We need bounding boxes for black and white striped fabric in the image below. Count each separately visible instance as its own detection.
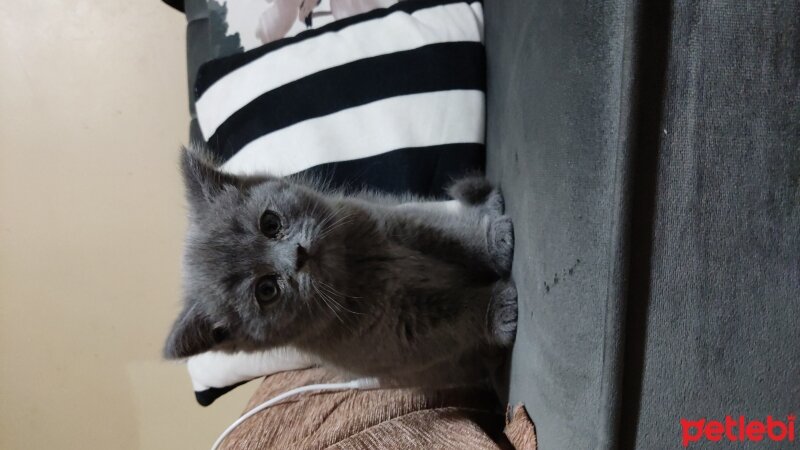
[194,0,486,197]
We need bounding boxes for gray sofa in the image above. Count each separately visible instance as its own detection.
[166,1,800,448]
[487,2,799,448]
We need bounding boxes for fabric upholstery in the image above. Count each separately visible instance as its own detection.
[505,405,539,450]
[217,368,509,450]
[621,3,800,448]
[485,1,630,447]
[193,0,486,188]
[486,1,799,449]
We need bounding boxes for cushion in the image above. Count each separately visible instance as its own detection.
[214,367,509,449]
[195,0,486,194]
[187,347,316,406]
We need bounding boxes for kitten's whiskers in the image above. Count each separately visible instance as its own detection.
[311,279,346,325]
[318,280,363,300]
[317,213,354,240]
[317,281,362,315]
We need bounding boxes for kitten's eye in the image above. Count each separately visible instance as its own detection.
[259,210,281,238]
[254,276,280,306]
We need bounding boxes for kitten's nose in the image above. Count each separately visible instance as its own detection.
[295,244,309,271]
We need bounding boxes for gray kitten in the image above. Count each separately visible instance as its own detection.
[164,149,517,386]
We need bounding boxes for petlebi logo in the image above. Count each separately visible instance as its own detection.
[681,415,796,447]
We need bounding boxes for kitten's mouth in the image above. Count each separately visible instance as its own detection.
[304,249,340,283]
[300,243,327,275]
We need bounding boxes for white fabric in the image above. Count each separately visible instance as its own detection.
[220,90,485,176]
[187,347,317,391]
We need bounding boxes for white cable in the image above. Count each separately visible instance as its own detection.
[210,378,380,450]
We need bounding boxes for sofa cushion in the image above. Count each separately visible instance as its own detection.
[485,1,631,448]
[486,1,800,449]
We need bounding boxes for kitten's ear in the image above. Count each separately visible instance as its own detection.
[180,147,241,207]
[163,303,229,359]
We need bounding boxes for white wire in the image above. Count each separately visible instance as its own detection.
[210,378,380,450]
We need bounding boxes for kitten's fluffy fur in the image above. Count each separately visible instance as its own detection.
[164,148,517,386]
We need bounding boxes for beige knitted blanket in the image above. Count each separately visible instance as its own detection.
[218,368,536,450]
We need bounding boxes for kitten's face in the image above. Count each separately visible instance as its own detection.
[164,151,348,359]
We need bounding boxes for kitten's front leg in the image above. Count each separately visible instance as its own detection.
[448,176,514,276]
[486,215,514,277]
[486,279,518,347]
[389,176,514,277]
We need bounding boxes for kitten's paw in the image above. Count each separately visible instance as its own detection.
[448,176,504,215]
[487,215,514,277]
[487,280,518,347]
[482,188,505,217]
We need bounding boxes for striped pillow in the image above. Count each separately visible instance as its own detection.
[194,0,486,197]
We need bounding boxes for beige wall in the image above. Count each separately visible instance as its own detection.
[0,1,257,449]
